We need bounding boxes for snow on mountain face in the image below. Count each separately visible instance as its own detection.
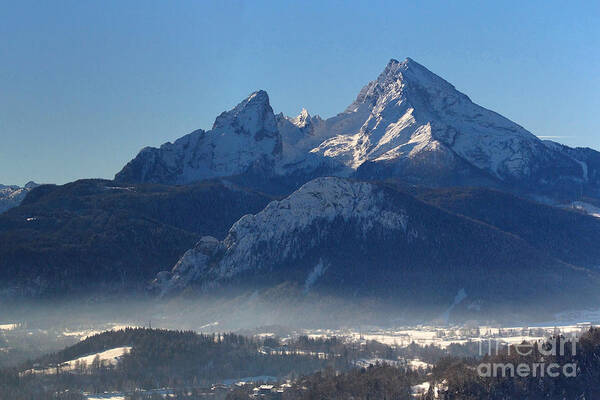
[0,181,39,214]
[311,58,577,182]
[155,177,409,293]
[274,109,351,176]
[115,90,282,184]
[117,58,593,196]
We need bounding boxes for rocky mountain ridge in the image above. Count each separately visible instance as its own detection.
[115,58,598,202]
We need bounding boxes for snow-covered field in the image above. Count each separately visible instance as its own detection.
[301,322,592,350]
[23,346,131,375]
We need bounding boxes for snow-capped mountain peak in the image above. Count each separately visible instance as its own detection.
[346,57,457,113]
[311,57,582,185]
[115,90,282,184]
[292,108,312,128]
[117,57,597,199]
[212,90,278,140]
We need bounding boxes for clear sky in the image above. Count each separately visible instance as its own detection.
[1,0,598,185]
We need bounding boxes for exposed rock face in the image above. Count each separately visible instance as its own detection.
[159,177,409,293]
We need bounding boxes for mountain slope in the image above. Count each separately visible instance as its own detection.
[413,186,600,269]
[154,177,600,316]
[0,179,274,297]
[543,140,600,199]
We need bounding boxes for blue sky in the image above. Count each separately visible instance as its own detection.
[1,0,598,185]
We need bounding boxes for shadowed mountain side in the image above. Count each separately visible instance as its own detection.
[413,186,600,269]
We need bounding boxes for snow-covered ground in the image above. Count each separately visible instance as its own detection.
[23,346,131,375]
[301,322,592,350]
[67,346,131,368]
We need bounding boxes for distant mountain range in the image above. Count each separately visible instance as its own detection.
[2,58,600,322]
[0,182,39,214]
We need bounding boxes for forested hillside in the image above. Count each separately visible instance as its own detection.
[0,180,274,296]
